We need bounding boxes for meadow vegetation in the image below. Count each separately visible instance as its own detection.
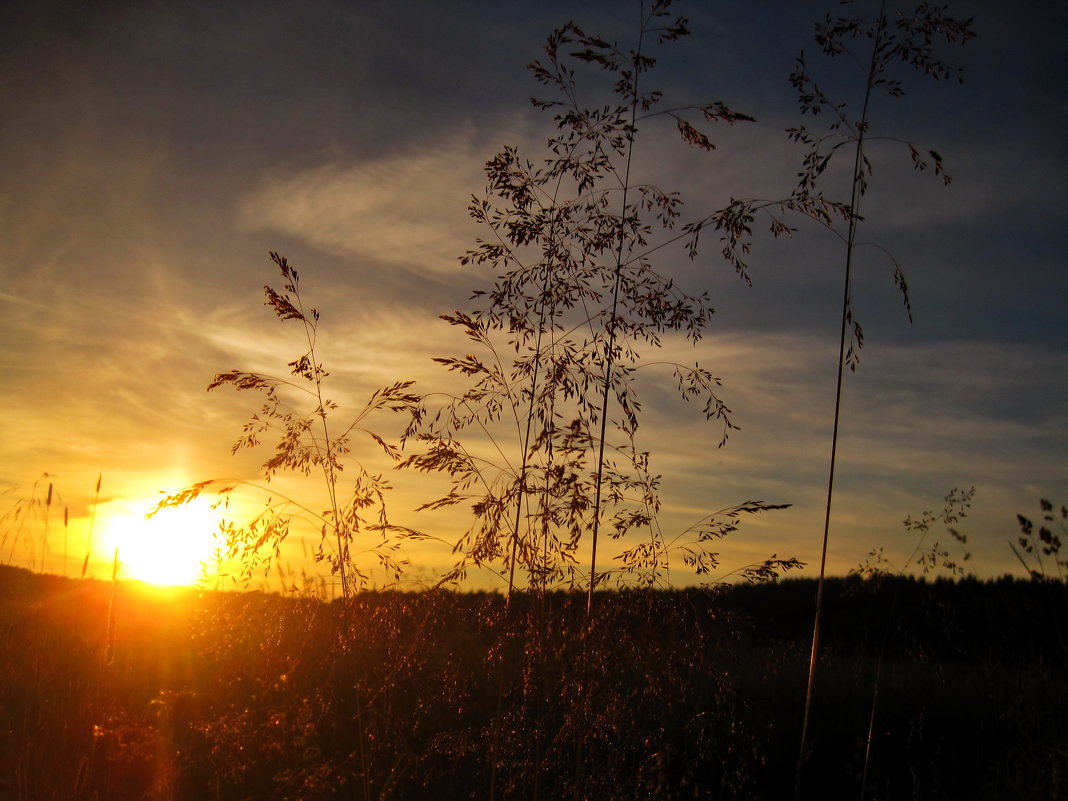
[1,566,1065,800]
[5,1,1065,799]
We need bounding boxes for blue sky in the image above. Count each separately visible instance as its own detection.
[1,0,1065,589]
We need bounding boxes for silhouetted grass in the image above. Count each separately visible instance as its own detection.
[2,566,1064,800]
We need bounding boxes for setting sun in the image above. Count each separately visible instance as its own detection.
[101,498,223,586]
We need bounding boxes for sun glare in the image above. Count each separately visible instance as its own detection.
[102,498,223,586]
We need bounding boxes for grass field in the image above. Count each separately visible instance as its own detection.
[1,565,1064,800]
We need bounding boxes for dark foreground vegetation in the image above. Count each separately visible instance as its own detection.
[2,565,1065,801]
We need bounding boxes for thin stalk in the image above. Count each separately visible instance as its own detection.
[494,323,544,801]
[40,482,53,573]
[497,228,565,801]
[507,223,560,603]
[287,268,371,801]
[505,405,536,600]
[105,547,119,667]
[537,383,559,596]
[587,3,644,617]
[291,281,350,601]
[795,6,885,798]
[81,473,102,579]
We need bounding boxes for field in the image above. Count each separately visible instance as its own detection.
[2,565,1064,800]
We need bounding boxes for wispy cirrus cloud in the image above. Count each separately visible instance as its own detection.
[235,132,501,275]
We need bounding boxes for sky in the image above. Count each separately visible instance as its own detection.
[1,0,1066,591]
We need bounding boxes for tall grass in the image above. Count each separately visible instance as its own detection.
[403,0,805,605]
[395,8,807,792]
[783,4,975,794]
[1,472,103,580]
[154,255,425,597]
[1,474,56,572]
